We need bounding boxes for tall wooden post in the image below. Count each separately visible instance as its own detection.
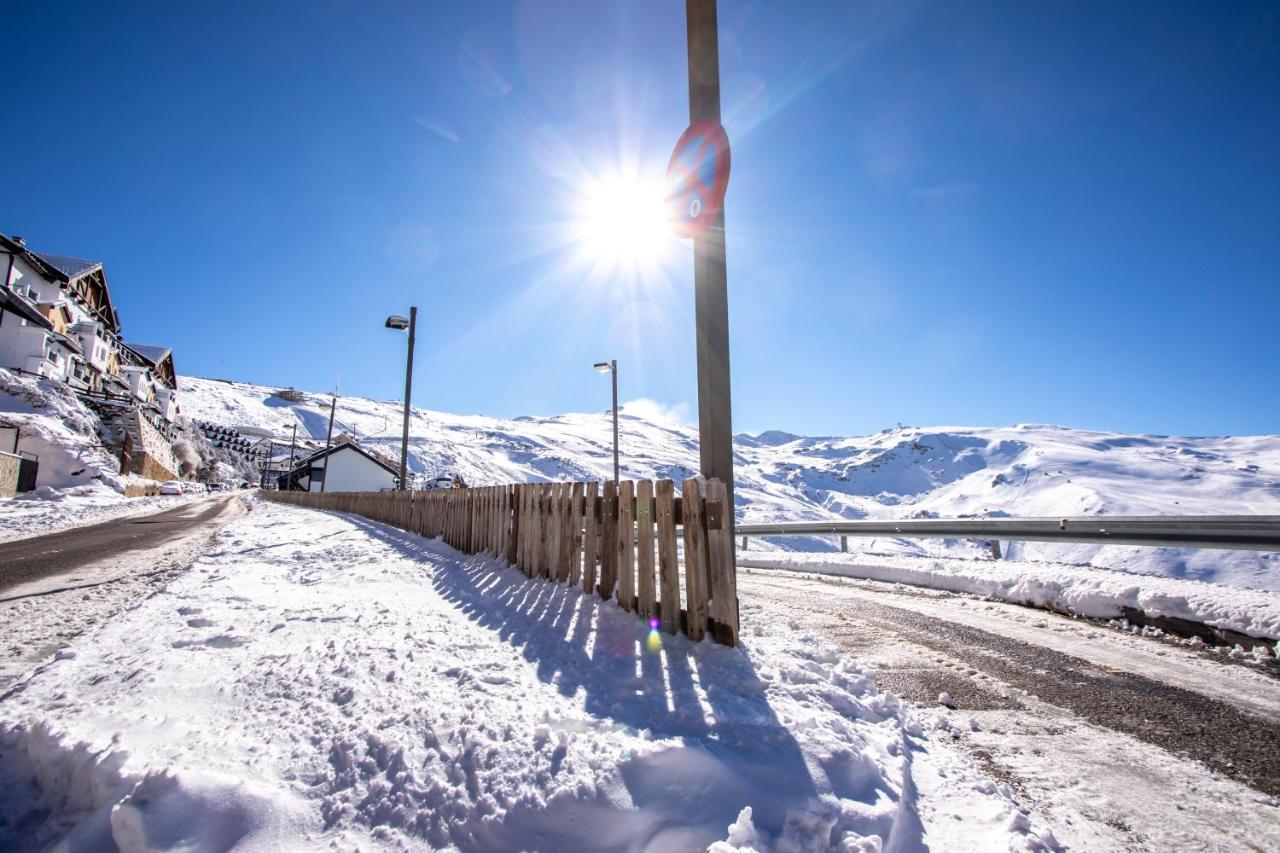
[399,306,417,490]
[686,0,737,637]
[320,393,337,493]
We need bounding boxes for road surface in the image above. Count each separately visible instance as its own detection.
[0,495,245,687]
[0,495,239,594]
[738,565,1280,851]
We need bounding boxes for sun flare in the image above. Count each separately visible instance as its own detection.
[574,175,672,275]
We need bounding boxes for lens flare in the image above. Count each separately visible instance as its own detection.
[646,616,662,652]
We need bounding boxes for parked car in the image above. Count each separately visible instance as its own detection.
[423,476,455,491]
[159,480,185,495]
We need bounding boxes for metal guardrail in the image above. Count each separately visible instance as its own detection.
[736,515,1280,553]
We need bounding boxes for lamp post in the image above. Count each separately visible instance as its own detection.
[385,308,416,491]
[593,359,619,485]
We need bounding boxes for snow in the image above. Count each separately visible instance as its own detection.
[0,367,205,542]
[741,551,1280,642]
[0,368,128,491]
[176,375,1280,591]
[0,497,1054,851]
[0,480,195,544]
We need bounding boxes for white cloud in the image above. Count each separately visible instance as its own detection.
[619,398,692,427]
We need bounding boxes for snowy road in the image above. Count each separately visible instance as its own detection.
[0,495,237,593]
[738,567,1280,850]
[0,495,245,687]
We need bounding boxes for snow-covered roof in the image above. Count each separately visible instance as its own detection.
[31,252,103,281]
[125,344,171,366]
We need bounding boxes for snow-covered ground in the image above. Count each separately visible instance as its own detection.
[0,369,134,495]
[741,552,1280,644]
[178,375,1280,591]
[0,497,1057,851]
[0,482,195,544]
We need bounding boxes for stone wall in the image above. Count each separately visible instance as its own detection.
[0,452,19,498]
[124,410,179,482]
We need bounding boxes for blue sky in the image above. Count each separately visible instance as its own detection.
[3,1,1278,437]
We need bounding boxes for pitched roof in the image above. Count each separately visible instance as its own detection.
[125,344,171,366]
[289,441,401,478]
[31,252,103,281]
[0,235,120,334]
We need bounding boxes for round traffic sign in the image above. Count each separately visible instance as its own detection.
[665,118,731,238]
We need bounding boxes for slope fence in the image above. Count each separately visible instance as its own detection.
[263,478,740,645]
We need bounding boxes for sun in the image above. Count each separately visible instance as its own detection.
[573,174,673,276]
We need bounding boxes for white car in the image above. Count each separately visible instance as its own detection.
[159,480,185,495]
[423,477,455,491]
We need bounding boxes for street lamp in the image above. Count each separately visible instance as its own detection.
[593,359,619,485]
[385,308,416,490]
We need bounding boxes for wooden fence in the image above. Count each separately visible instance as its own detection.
[264,478,739,645]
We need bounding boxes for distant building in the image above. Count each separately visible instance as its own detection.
[277,441,399,493]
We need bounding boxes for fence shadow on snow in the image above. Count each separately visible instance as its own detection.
[329,510,825,846]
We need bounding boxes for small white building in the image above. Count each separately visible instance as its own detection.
[279,441,400,493]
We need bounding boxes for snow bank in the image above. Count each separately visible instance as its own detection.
[0,368,124,491]
[742,552,1280,642]
[0,480,194,543]
[0,498,1053,850]
[177,375,1280,591]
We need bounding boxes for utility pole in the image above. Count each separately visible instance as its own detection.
[685,0,735,515]
[287,423,297,492]
[686,0,737,642]
[610,359,619,486]
[320,392,337,493]
[399,306,417,491]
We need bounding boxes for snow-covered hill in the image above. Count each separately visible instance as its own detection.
[178,375,1280,591]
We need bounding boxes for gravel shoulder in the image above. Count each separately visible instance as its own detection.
[739,567,1280,850]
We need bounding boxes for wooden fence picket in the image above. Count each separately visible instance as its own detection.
[704,478,738,646]
[582,481,598,595]
[680,478,708,641]
[616,480,635,612]
[568,482,584,587]
[654,479,680,634]
[635,479,656,620]
[599,480,618,599]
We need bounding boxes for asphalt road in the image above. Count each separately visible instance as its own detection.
[738,567,1280,800]
[0,496,239,595]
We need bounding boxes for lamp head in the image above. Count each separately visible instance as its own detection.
[593,362,612,374]
[385,315,410,330]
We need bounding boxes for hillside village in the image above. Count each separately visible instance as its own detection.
[0,231,415,497]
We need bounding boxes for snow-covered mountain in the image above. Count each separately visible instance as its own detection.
[178,375,1280,591]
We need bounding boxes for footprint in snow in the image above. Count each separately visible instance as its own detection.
[171,635,248,650]
[187,618,216,628]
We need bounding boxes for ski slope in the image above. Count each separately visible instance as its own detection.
[178,375,1280,591]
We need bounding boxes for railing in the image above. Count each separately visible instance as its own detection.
[737,515,1280,555]
[264,478,740,645]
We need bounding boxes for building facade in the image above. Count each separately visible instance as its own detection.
[278,442,400,493]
